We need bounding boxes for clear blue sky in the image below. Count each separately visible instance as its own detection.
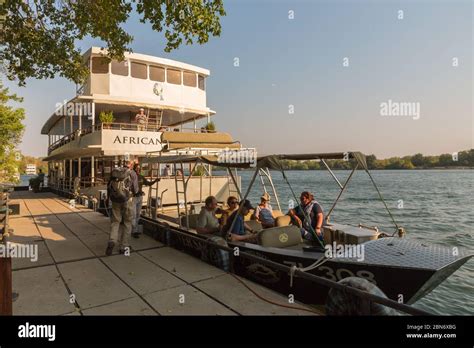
[5,0,473,158]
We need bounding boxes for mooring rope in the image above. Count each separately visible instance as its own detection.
[229,273,324,315]
[289,256,328,287]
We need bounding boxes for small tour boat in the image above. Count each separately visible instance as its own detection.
[140,151,473,306]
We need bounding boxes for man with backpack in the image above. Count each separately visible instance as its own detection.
[105,160,139,256]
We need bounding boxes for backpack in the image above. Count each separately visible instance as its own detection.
[108,167,131,203]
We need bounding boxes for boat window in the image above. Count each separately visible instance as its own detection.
[198,75,205,90]
[167,68,182,85]
[149,65,165,82]
[111,60,129,76]
[131,61,147,79]
[91,57,109,74]
[183,71,197,87]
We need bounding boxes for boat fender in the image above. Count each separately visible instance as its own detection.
[325,277,400,316]
[398,227,406,238]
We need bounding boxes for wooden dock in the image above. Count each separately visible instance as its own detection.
[6,191,317,316]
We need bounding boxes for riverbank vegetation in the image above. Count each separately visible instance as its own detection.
[279,150,474,170]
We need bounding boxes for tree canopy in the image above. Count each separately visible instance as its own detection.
[0,81,25,182]
[0,0,226,86]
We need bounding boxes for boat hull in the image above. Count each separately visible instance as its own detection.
[141,217,471,307]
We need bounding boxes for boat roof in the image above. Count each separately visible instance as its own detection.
[143,151,368,170]
[85,47,210,76]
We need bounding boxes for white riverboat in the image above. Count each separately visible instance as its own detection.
[42,47,254,208]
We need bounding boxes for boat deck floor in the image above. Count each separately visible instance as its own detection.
[6,191,318,316]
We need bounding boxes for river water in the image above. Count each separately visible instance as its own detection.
[239,169,474,315]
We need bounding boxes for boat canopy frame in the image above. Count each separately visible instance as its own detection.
[142,151,401,242]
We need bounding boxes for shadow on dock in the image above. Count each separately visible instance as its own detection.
[7,191,318,316]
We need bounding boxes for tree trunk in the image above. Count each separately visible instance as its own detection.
[0,256,13,315]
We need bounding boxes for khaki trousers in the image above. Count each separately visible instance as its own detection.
[109,198,133,249]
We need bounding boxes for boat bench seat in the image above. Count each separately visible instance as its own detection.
[245,212,290,229]
[178,213,294,239]
[275,215,291,227]
[257,225,302,248]
[180,213,263,231]
[246,220,263,232]
[180,214,201,229]
[272,210,284,218]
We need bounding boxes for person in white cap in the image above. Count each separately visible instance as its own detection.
[135,108,148,131]
[254,192,275,228]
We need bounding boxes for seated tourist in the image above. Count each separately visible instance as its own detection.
[288,191,325,242]
[219,196,239,227]
[254,192,275,228]
[196,196,221,235]
[194,196,231,273]
[220,196,256,231]
[224,200,258,242]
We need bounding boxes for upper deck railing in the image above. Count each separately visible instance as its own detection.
[48,123,217,154]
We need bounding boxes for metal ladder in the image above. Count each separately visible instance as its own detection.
[227,168,241,200]
[146,109,163,129]
[258,167,282,211]
[146,179,160,218]
[157,109,163,128]
[173,162,189,228]
[145,162,161,217]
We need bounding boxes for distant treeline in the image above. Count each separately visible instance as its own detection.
[19,156,48,174]
[280,149,474,170]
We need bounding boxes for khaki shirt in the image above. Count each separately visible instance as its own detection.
[197,207,220,230]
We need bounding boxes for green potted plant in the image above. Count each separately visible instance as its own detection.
[192,165,206,176]
[29,177,41,193]
[99,111,115,129]
[205,121,216,133]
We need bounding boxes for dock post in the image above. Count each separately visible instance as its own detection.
[0,256,13,315]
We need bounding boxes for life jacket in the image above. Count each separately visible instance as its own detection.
[302,200,321,232]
